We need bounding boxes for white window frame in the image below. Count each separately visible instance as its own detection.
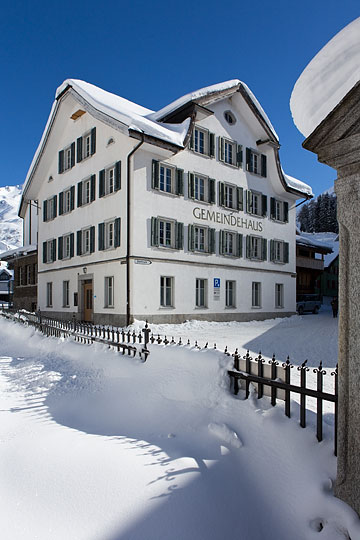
[63,281,70,307]
[159,163,175,194]
[158,218,175,248]
[223,231,236,256]
[82,228,91,256]
[224,138,237,166]
[249,150,260,175]
[46,197,56,221]
[82,177,92,206]
[273,240,286,263]
[249,236,262,260]
[193,126,208,155]
[160,276,174,307]
[64,145,72,171]
[274,199,285,222]
[252,282,261,308]
[63,188,72,214]
[195,278,207,308]
[105,220,115,250]
[46,240,55,263]
[193,174,207,202]
[63,234,71,259]
[104,276,114,308]
[248,191,262,217]
[46,282,53,307]
[82,131,92,160]
[105,166,115,195]
[225,280,236,308]
[275,283,284,308]
[194,225,208,252]
[224,184,236,209]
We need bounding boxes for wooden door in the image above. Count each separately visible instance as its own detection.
[83,282,93,322]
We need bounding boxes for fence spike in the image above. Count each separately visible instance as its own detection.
[204,342,208,349]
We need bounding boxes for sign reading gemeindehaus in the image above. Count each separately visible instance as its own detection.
[192,207,263,232]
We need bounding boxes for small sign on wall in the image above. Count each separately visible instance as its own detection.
[214,278,220,301]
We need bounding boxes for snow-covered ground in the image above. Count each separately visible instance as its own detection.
[1,308,359,540]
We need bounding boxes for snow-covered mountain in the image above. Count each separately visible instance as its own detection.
[0,185,23,252]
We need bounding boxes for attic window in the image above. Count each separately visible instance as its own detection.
[71,109,86,121]
[107,137,115,146]
[224,111,236,125]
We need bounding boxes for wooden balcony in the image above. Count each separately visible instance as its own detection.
[296,256,324,271]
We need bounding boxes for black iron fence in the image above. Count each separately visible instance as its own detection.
[0,310,151,361]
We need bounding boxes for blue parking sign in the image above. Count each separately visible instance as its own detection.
[214,278,221,288]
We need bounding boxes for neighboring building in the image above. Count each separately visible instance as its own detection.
[0,267,13,305]
[320,235,339,298]
[296,231,333,297]
[19,79,312,325]
[0,245,38,311]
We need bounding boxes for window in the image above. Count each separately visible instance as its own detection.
[58,233,74,260]
[98,218,121,251]
[58,142,75,173]
[219,137,242,167]
[151,218,183,250]
[270,240,289,264]
[160,276,173,307]
[77,227,95,256]
[188,225,215,254]
[188,174,215,204]
[77,128,96,162]
[275,284,284,308]
[219,183,243,211]
[246,148,267,177]
[19,266,24,286]
[246,236,267,261]
[270,198,289,223]
[46,282,53,307]
[224,110,236,125]
[246,190,267,217]
[63,281,70,307]
[99,162,121,197]
[26,265,31,285]
[226,281,236,307]
[43,196,57,222]
[105,277,114,308]
[152,161,183,196]
[189,126,215,157]
[59,187,75,215]
[220,231,242,257]
[252,282,261,308]
[195,278,207,308]
[78,175,95,207]
[43,239,56,263]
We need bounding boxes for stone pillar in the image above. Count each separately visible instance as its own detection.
[302,84,360,514]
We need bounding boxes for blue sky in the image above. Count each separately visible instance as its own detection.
[1,0,358,196]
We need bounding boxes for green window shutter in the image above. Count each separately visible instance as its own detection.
[43,200,48,222]
[284,242,289,264]
[237,187,244,211]
[284,202,289,223]
[91,175,96,202]
[176,168,184,196]
[59,192,64,215]
[53,195,57,218]
[246,190,252,213]
[77,230,82,256]
[270,239,274,262]
[58,150,64,174]
[189,130,194,150]
[151,217,159,247]
[219,230,224,255]
[77,137,83,163]
[261,154,267,177]
[98,222,105,251]
[99,169,105,198]
[219,137,225,162]
[175,222,184,250]
[262,238,267,261]
[70,142,75,168]
[219,182,225,207]
[70,186,75,211]
[90,226,95,253]
[114,218,121,248]
[77,181,83,207]
[70,233,74,258]
[270,197,275,219]
[51,239,56,262]
[209,132,215,157]
[208,228,216,254]
[237,233,243,258]
[209,178,216,204]
[91,127,96,155]
[262,195,267,217]
[188,173,195,199]
[246,236,251,259]
[236,144,243,168]
[43,242,47,263]
[188,225,194,252]
[58,237,63,260]
[152,160,159,189]
[115,161,121,191]
[246,148,252,172]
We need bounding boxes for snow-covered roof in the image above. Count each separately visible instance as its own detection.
[0,244,37,260]
[290,17,360,137]
[296,232,333,253]
[282,172,313,197]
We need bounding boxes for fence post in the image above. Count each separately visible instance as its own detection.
[269,354,279,406]
[298,360,309,428]
[243,351,252,399]
[232,349,240,371]
[282,357,293,418]
[314,361,326,442]
[332,364,338,456]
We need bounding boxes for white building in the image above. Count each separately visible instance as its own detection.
[19,79,312,325]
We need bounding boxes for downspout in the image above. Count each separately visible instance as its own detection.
[126,135,144,327]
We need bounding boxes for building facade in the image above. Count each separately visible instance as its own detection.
[19,79,312,325]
